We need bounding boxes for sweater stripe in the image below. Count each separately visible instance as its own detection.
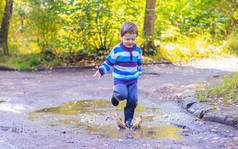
[114,67,137,75]
[113,72,140,80]
[115,61,137,67]
[98,43,142,83]
[117,56,138,62]
[114,78,137,85]
[106,59,114,66]
[114,65,137,72]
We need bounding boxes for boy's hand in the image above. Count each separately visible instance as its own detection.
[93,70,102,78]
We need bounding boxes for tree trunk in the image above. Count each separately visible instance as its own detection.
[0,0,13,55]
[143,0,156,55]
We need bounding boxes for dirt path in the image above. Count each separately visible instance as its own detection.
[0,57,238,149]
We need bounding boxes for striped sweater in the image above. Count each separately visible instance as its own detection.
[99,42,142,85]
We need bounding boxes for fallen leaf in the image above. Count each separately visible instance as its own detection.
[211,129,217,132]
[225,130,230,133]
[181,146,190,149]
[233,137,238,141]
[48,144,56,147]
[40,125,48,128]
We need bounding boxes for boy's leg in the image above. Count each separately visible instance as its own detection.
[112,84,128,106]
[124,83,138,128]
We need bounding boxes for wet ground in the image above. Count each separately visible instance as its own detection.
[0,57,238,148]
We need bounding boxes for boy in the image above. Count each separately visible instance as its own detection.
[94,22,142,128]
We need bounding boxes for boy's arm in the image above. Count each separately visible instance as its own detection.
[94,69,102,78]
[98,49,116,76]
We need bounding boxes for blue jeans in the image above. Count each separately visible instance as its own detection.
[113,82,138,126]
[113,82,138,109]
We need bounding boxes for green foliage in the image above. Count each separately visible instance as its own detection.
[1,0,238,69]
[58,0,144,59]
[155,34,231,63]
[234,10,238,21]
[28,0,61,52]
[155,0,233,41]
[196,73,238,104]
[0,0,5,24]
[60,0,116,57]
[227,32,238,56]
[196,87,213,102]
[0,54,42,70]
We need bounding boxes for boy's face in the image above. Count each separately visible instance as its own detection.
[121,33,137,48]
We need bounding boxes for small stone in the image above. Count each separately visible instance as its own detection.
[233,137,238,141]
[181,97,197,109]
[187,103,214,118]
[203,111,227,123]
[211,129,217,132]
[48,144,56,147]
[0,97,11,102]
[211,140,217,143]
[225,130,230,133]
[182,89,196,99]
[181,146,191,149]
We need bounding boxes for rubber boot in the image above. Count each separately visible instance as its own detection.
[124,107,135,128]
[111,96,119,106]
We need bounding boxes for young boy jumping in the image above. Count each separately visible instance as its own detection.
[94,22,142,128]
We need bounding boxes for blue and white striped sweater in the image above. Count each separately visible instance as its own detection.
[99,42,142,84]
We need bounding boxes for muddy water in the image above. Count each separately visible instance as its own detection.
[28,99,182,140]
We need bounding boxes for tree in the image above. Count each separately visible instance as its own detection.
[228,0,238,34]
[143,0,156,56]
[0,0,13,55]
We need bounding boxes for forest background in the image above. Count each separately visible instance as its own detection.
[0,0,238,70]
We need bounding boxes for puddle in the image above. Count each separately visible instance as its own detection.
[28,99,183,140]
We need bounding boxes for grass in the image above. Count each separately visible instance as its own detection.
[0,54,43,70]
[196,73,238,104]
[0,50,96,71]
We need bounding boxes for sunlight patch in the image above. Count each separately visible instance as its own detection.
[0,103,30,113]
